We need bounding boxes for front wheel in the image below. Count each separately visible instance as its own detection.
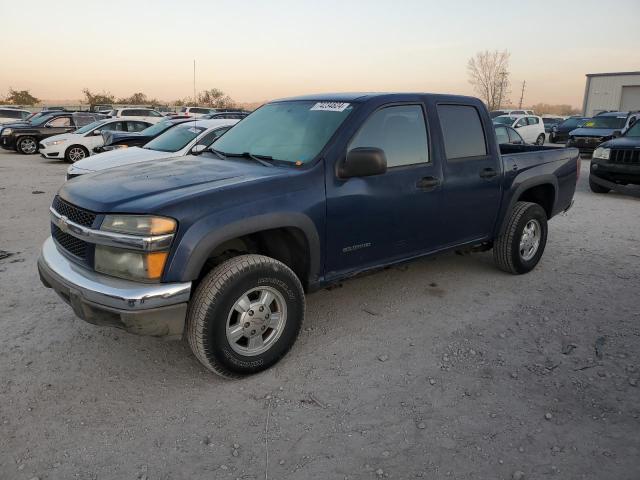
[65,145,89,163]
[494,201,548,274]
[535,134,545,145]
[589,176,610,193]
[16,136,38,154]
[186,254,305,378]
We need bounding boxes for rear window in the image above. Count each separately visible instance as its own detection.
[438,105,487,159]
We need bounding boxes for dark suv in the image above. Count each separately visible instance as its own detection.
[567,112,639,155]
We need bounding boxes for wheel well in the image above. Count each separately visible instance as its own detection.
[198,227,311,290]
[517,184,554,218]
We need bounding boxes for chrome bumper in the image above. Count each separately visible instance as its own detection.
[38,237,191,339]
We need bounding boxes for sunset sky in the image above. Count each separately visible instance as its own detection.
[2,0,639,107]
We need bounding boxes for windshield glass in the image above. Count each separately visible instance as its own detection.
[625,121,640,137]
[143,124,205,152]
[493,116,516,125]
[140,120,174,136]
[542,118,560,125]
[560,117,587,128]
[75,120,107,134]
[581,116,626,129]
[211,100,354,163]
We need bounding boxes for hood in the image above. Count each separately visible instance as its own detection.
[599,136,640,149]
[60,154,290,212]
[569,127,618,138]
[43,132,75,144]
[69,147,174,174]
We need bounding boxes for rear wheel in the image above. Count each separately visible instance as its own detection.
[589,176,610,194]
[535,134,545,145]
[494,201,548,274]
[186,254,305,378]
[16,136,38,154]
[65,145,89,163]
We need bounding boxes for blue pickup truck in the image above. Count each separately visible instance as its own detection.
[38,93,579,378]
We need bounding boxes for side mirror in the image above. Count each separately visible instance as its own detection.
[191,144,207,155]
[612,130,622,138]
[93,130,102,136]
[515,124,522,129]
[339,147,387,178]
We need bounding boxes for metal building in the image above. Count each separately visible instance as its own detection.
[582,71,640,116]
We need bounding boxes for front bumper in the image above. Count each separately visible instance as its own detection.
[1,135,16,150]
[39,143,63,158]
[38,237,191,339]
[591,159,640,184]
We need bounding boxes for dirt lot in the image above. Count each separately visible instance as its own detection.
[0,150,639,480]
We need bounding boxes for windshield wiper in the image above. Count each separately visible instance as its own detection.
[225,151,274,167]
[208,147,227,160]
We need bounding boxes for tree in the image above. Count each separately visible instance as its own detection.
[467,50,511,111]
[82,88,115,106]
[5,88,40,106]
[197,88,237,108]
[528,103,580,116]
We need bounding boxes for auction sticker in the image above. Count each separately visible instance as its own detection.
[310,102,350,112]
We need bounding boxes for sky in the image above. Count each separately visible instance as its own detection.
[2,0,639,107]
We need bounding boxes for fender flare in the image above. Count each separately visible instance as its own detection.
[166,212,321,284]
[498,175,558,236]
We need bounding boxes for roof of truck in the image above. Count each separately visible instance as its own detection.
[273,92,480,103]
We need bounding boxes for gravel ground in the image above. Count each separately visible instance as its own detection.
[0,149,639,480]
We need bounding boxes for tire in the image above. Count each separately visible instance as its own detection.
[535,134,545,145]
[493,201,548,274]
[65,145,89,163]
[16,136,38,154]
[589,176,610,194]
[186,254,305,378]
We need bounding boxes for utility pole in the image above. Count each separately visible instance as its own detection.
[497,70,507,109]
[193,59,196,105]
[518,80,526,109]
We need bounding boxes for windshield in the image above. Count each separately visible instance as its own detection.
[143,124,205,152]
[625,121,640,137]
[75,120,107,134]
[493,116,516,125]
[211,100,354,164]
[542,118,561,125]
[581,116,626,129]
[559,117,587,128]
[140,120,174,136]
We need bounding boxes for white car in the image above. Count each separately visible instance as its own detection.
[66,118,238,178]
[493,115,546,145]
[39,118,152,162]
[106,107,165,124]
[0,107,31,124]
[176,106,214,118]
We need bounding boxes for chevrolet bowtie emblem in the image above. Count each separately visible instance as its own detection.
[59,215,70,233]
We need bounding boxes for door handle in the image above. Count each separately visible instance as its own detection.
[416,176,440,189]
[479,168,498,179]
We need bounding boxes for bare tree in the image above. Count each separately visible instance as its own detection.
[467,50,511,111]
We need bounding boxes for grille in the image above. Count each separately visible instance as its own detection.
[52,196,96,227]
[610,149,640,165]
[52,224,88,260]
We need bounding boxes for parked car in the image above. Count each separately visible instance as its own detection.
[39,92,579,377]
[566,111,639,155]
[39,118,152,162]
[490,109,533,118]
[0,107,31,124]
[202,110,250,120]
[548,116,590,143]
[94,118,194,153]
[1,112,104,154]
[541,116,564,133]
[494,124,525,144]
[90,104,113,113]
[66,118,238,178]
[106,108,164,124]
[493,115,546,144]
[174,106,214,118]
[589,118,640,194]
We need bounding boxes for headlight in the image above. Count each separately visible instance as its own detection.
[593,147,610,160]
[46,139,67,146]
[2,128,12,135]
[95,215,177,281]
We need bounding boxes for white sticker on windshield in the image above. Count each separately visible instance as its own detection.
[310,102,350,112]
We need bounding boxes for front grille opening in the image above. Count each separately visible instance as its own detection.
[52,196,97,227]
[610,149,640,165]
[52,224,88,260]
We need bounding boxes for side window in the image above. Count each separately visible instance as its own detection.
[527,117,539,125]
[196,127,230,147]
[515,118,527,128]
[147,110,162,117]
[507,127,523,144]
[495,126,509,144]
[127,121,149,132]
[123,109,141,117]
[102,121,124,132]
[437,104,487,159]
[47,117,71,127]
[349,104,429,167]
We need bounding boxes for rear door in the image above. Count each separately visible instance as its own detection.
[325,103,443,276]
[514,117,530,142]
[436,103,502,245]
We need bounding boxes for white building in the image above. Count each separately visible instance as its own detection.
[582,71,640,116]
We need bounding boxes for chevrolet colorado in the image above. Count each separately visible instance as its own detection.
[38,93,579,378]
